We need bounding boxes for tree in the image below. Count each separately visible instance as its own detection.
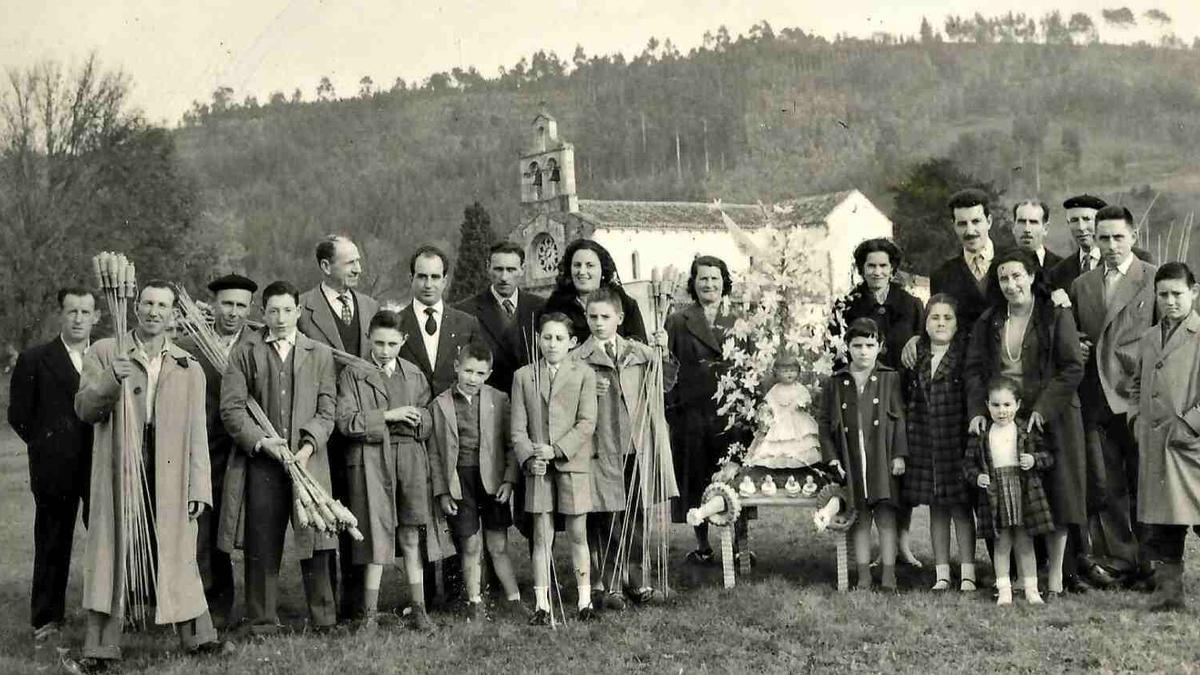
[448,202,495,301]
[290,87,303,103]
[1144,8,1172,25]
[358,76,374,98]
[1101,7,1136,28]
[1040,11,1070,45]
[390,77,407,93]
[316,76,335,101]
[1067,13,1097,43]
[919,17,936,44]
[0,55,220,348]
[888,158,1002,275]
[211,85,235,113]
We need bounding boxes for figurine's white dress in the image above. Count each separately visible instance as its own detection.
[744,382,822,468]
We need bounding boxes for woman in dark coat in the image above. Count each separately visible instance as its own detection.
[542,239,648,344]
[831,238,924,566]
[964,248,1087,597]
[903,293,977,590]
[665,255,738,563]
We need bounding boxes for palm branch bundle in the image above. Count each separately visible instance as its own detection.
[92,252,157,628]
[173,286,363,540]
[606,266,685,600]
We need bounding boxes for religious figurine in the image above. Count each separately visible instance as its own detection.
[742,352,821,469]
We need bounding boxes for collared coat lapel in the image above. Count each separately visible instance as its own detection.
[1102,260,1148,330]
[682,303,724,355]
[398,306,435,376]
[301,289,345,351]
[46,337,82,391]
[473,292,509,347]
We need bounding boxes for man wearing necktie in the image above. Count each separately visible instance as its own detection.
[297,235,379,621]
[1011,200,1064,272]
[396,244,482,606]
[9,288,99,643]
[1070,205,1158,586]
[926,189,1006,333]
[1050,194,1155,293]
[457,241,546,396]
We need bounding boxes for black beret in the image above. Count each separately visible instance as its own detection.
[1062,194,1106,210]
[207,274,258,294]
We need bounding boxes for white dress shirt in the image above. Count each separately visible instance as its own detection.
[491,286,519,314]
[321,282,354,321]
[265,330,297,362]
[61,335,88,374]
[134,334,171,420]
[413,299,444,365]
[963,239,995,281]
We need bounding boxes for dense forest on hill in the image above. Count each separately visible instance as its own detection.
[169,15,1200,294]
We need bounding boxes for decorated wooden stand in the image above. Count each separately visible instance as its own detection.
[688,467,858,591]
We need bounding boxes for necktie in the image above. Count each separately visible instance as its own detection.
[338,292,353,325]
[1104,267,1121,306]
[971,254,987,281]
[502,298,515,319]
[424,307,437,336]
[1083,254,1094,273]
[605,341,618,365]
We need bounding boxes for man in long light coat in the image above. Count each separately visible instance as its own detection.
[73,282,219,666]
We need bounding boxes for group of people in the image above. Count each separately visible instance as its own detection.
[10,186,1200,669]
[9,235,688,670]
[822,189,1200,609]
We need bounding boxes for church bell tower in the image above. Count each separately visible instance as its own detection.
[519,112,577,218]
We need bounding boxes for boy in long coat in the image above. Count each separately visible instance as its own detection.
[336,309,445,628]
[219,281,338,634]
[74,283,218,664]
[573,288,677,610]
[1130,263,1200,610]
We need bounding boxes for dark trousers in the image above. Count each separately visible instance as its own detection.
[30,490,87,629]
[197,473,234,622]
[327,435,363,620]
[421,535,463,606]
[1144,524,1200,563]
[244,454,336,629]
[1088,406,1141,571]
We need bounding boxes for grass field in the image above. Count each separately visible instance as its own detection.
[3,424,1200,674]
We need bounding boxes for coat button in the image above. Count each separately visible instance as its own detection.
[842,403,848,409]
[843,380,850,386]
[1156,362,1163,369]
[133,386,143,395]
[873,398,879,404]
[870,376,877,382]
[873,420,879,426]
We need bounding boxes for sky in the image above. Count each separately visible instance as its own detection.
[3,0,1197,126]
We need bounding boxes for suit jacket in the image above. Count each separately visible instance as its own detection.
[510,359,597,473]
[1132,312,1200,524]
[217,329,338,557]
[665,302,735,410]
[1049,247,1154,292]
[428,385,515,500]
[930,251,1006,331]
[1070,257,1158,415]
[456,288,545,394]
[9,338,93,498]
[298,286,380,360]
[1041,248,1064,273]
[397,303,481,396]
[176,329,256,494]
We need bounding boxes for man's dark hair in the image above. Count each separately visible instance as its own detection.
[261,280,301,307]
[315,234,353,265]
[409,244,452,277]
[947,188,991,219]
[139,280,177,304]
[1095,205,1135,226]
[1012,200,1051,224]
[488,240,526,265]
[57,287,96,309]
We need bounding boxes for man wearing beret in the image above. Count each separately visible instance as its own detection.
[1050,195,1154,292]
[176,273,258,626]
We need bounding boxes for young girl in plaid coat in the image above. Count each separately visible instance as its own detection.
[903,294,976,592]
[964,376,1055,606]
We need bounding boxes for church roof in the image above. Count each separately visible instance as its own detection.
[575,190,856,230]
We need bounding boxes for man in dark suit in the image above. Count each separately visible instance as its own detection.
[1012,200,1064,272]
[8,288,98,641]
[398,244,482,605]
[296,235,379,621]
[928,188,1006,330]
[455,240,545,395]
[175,273,258,626]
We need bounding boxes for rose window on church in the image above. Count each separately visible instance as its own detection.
[534,233,559,274]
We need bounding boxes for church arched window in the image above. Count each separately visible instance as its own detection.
[529,161,542,199]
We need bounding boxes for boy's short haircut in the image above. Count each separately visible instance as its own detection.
[537,311,574,334]
[368,309,403,333]
[1155,261,1196,287]
[844,317,881,343]
[456,339,494,365]
[584,287,623,312]
[261,280,300,307]
[986,374,1022,401]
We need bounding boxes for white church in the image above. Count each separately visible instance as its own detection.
[508,113,896,315]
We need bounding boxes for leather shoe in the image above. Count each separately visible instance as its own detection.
[1084,563,1118,588]
[528,609,551,626]
[1064,575,1093,594]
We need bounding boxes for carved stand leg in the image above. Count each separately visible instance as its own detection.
[721,525,736,589]
[836,530,851,592]
[736,517,751,577]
